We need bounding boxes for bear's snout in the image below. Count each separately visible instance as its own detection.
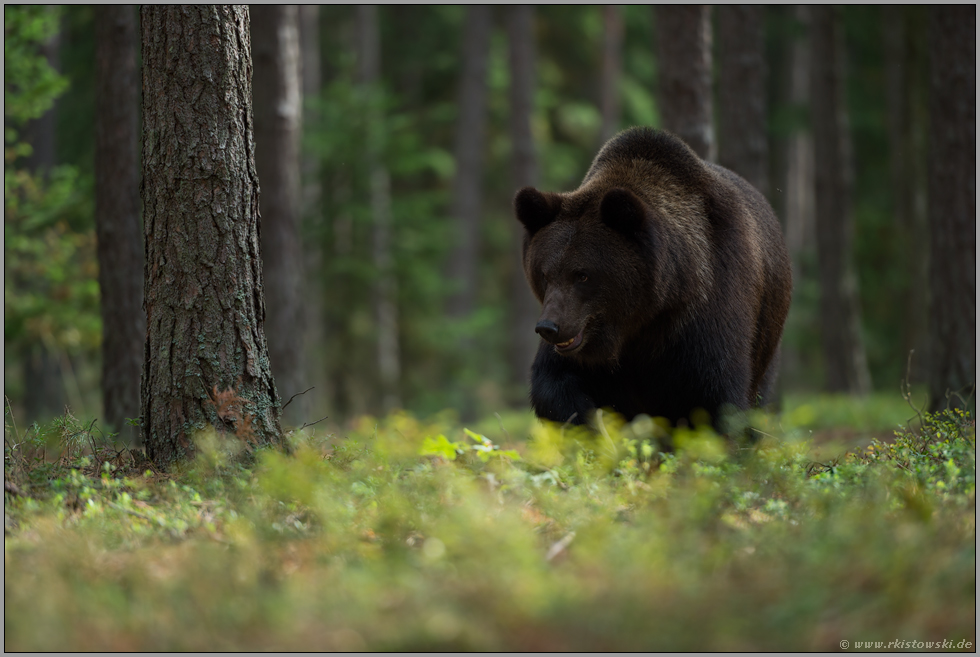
[535,319,560,343]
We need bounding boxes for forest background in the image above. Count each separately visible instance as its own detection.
[3,4,975,438]
[3,5,975,651]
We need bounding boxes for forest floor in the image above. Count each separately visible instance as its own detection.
[4,392,976,651]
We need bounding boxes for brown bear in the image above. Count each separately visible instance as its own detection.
[514,127,792,429]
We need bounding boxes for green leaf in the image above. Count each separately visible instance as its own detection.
[420,434,464,461]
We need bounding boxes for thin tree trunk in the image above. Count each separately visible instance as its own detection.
[22,8,66,425]
[507,4,541,396]
[140,6,283,466]
[927,5,975,410]
[784,6,814,277]
[775,7,815,391]
[717,4,768,197]
[884,7,930,385]
[299,5,321,219]
[654,5,714,160]
[323,11,357,419]
[357,5,400,412]
[298,4,328,422]
[252,6,305,426]
[95,5,143,442]
[447,5,492,318]
[766,6,792,229]
[599,5,623,144]
[809,5,871,395]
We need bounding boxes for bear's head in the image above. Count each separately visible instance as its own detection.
[514,184,661,364]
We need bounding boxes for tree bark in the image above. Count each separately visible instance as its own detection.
[599,5,624,145]
[717,4,768,197]
[447,5,492,318]
[356,5,401,412]
[506,4,541,395]
[140,6,283,466]
[252,6,305,426]
[95,5,143,442]
[809,6,871,395]
[654,5,714,160]
[927,5,975,410]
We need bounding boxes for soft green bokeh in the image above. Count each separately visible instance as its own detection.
[5,402,975,651]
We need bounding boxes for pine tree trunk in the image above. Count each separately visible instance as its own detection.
[299,5,321,219]
[766,6,792,228]
[599,5,623,144]
[783,7,815,278]
[654,5,714,160]
[884,7,930,385]
[356,5,401,412]
[717,4,768,197]
[252,6,305,426]
[447,5,492,318]
[927,5,976,410]
[22,9,66,425]
[297,4,329,422]
[809,6,871,395]
[506,4,541,396]
[323,11,359,419]
[140,6,283,466]
[95,5,143,442]
[774,7,816,390]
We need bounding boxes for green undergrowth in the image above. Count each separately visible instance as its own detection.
[4,402,976,651]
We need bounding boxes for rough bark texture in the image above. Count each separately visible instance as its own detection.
[654,5,714,161]
[507,4,541,394]
[809,6,871,395]
[717,4,768,198]
[447,5,492,318]
[927,5,976,410]
[95,5,144,442]
[884,7,929,384]
[357,5,401,412]
[252,5,305,425]
[599,5,623,144]
[140,6,283,467]
[22,11,66,425]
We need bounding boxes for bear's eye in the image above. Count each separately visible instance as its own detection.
[575,272,589,284]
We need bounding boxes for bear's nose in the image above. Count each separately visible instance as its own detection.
[535,319,560,342]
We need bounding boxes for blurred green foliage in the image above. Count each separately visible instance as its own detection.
[2,6,945,426]
[4,6,100,379]
[3,5,68,127]
[4,402,975,650]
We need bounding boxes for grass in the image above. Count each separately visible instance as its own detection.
[3,395,976,651]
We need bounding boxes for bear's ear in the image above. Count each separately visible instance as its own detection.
[600,188,646,235]
[515,187,561,236]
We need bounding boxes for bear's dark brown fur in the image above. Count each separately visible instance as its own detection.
[514,127,792,428]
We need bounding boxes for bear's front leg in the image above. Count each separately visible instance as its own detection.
[529,343,596,425]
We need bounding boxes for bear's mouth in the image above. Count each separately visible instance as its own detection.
[554,329,585,354]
